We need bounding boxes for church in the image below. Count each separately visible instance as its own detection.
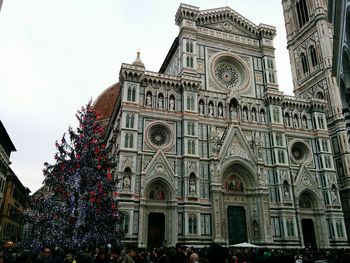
[94,1,350,248]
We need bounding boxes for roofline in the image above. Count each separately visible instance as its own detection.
[159,37,179,73]
[0,120,16,152]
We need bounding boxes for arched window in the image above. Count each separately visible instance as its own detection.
[309,46,318,67]
[189,214,197,234]
[124,133,133,148]
[127,86,132,101]
[126,114,135,128]
[188,140,196,155]
[296,0,309,28]
[301,53,309,74]
[187,95,195,111]
[316,91,324,99]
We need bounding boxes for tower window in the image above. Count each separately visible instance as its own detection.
[189,214,197,234]
[309,46,318,67]
[296,0,309,28]
[125,114,135,128]
[127,86,136,102]
[301,53,309,74]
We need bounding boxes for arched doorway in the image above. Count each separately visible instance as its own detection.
[298,191,319,248]
[220,160,258,245]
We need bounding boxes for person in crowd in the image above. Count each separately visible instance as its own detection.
[107,248,120,263]
[172,243,187,263]
[35,247,53,263]
[94,249,107,263]
[189,253,199,263]
[118,245,136,263]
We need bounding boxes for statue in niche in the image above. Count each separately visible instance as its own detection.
[199,101,204,115]
[123,176,131,190]
[189,177,196,193]
[243,108,248,121]
[208,103,214,116]
[252,110,256,121]
[230,106,237,120]
[283,183,290,200]
[158,95,163,109]
[302,117,308,129]
[218,105,223,117]
[294,117,299,128]
[169,97,175,111]
[260,111,265,123]
[331,186,338,202]
[224,174,244,192]
[149,185,165,200]
[146,93,152,106]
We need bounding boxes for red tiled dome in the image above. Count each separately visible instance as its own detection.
[94,83,121,122]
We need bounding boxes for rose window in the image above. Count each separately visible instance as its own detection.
[146,122,174,150]
[150,128,167,146]
[290,140,311,164]
[214,63,240,88]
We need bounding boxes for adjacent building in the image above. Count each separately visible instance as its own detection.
[96,3,349,248]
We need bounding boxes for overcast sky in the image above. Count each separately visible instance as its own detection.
[0,0,293,193]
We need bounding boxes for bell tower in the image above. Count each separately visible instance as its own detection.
[282,0,350,241]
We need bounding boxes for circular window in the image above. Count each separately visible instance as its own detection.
[150,128,167,146]
[209,52,250,92]
[290,140,312,164]
[214,63,241,89]
[146,122,174,150]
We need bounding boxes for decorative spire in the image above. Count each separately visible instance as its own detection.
[132,50,145,68]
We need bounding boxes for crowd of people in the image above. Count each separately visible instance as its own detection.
[1,242,350,263]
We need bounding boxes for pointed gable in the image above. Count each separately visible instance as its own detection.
[219,125,256,164]
[294,166,320,199]
[144,150,175,187]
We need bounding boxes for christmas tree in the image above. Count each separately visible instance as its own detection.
[26,101,123,250]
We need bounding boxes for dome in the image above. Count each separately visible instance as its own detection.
[93,83,121,124]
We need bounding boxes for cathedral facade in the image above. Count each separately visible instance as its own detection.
[101,3,349,248]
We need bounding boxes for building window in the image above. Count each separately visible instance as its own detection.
[325,155,333,168]
[272,107,280,123]
[301,53,309,74]
[123,212,130,234]
[277,150,286,164]
[189,214,197,234]
[127,86,136,102]
[272,217,283,237]
[321,139,329,152]
[296,0,309,28]
[287,218,295,236]
[201,214,211,235]
[309,45,318,67]
[125,114,135,128]
[275,133,284,146]
[188,140,196,155]
[187,122,196,136]
[186,40,194,53]
[336,220,344,237]
[186,56,194,68]
[269,72,275,83]
[124,133,134,148]
[178,213,183,235]
[187,95,195,111]
[268,171,281,202]
[327,219,335,238]
[318,116,325,129]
